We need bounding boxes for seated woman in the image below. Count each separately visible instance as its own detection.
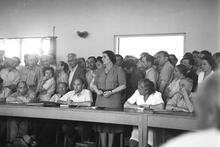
[6,81,36,103]
[59,78,92,146]
[198,55,215,84]
[124,79,164,147]
[161,70,220,147]
[163,64,188,102]
[6,81,36,145]
[166,77,194,112]
[37,67,56,102]
[49,82,68,102]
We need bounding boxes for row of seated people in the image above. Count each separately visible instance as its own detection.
[0,49,219,147]
[0,76,193,147]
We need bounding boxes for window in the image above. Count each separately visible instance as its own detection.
[115,33,185,61]
[0,36,56,64]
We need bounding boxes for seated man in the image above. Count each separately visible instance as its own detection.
[166,78,194,112]
[59,78,93,146]
[49,82,68,102]
[58,78,92,106]
[124,79,164,147]
[6,81,36,146]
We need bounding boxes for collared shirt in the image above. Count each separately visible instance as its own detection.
[127,90,164,106]
[19,66,42,87]
[0,68,20,87]
[60,89,92,103]
[50,94,62,102]
[68,64,78,87]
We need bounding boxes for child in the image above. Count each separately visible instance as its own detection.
[166,77,194,112]
[37,67,56,101]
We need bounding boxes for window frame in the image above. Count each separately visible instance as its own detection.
[114,32,186,60]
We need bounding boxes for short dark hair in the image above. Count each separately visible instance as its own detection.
[88,56,97,62]
[157,51,169,58]
[138,79,155,95]
[115,54,123,60]
[176,64,188,77]
[60,61,69,73]
[201,55,215,70]
[43,67,55,76]
[201,50,212,57]
[96,56,103,63]
[142,54,154,65]
[121,59,137,69]
[183,52,194,59]
[181,57,195,66]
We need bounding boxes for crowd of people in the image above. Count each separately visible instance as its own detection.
[0,49,219,147]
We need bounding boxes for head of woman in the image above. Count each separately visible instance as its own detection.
[174,64,188,79]
[17,81,28,96]
[201,55,215,72]
[195,70,220,129]
[137,79,155,96]
[102,50,116,66]
[43,67,54,79]
[73,78,85,94]
[57,61,69,73]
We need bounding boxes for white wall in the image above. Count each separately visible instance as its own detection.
[0,0,218,61]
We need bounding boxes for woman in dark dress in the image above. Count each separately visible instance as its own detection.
[92,50,126,147]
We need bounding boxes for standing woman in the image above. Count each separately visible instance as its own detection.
[91,50,126,147]
[197,55,215,84]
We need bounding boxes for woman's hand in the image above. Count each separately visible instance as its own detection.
[103,91,112,98]
[96,90,103,96]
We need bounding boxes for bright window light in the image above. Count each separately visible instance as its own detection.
[42,38,51,55]
[115,33,185,62]
[0,37,55,65]
[4,39,20,58]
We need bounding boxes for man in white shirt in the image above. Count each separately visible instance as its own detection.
[124,79,164,147]
[60,78,92,146]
